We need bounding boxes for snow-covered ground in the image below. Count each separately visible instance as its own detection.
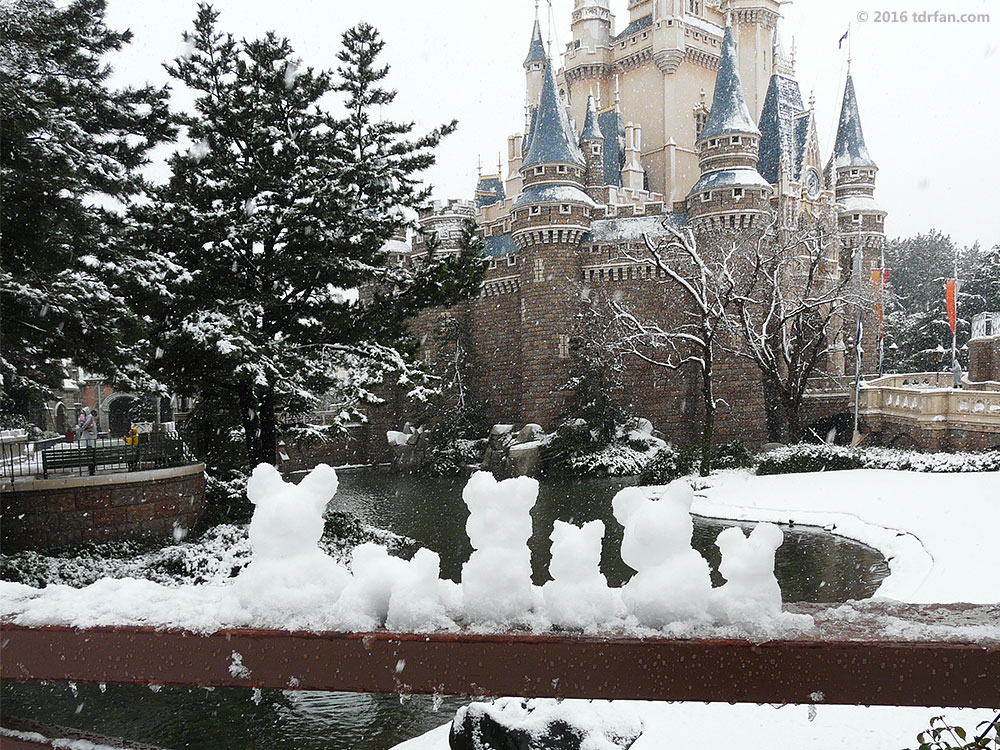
[394,468,1000,750]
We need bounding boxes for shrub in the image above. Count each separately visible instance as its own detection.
[637,445,698,485]
[423,436,486,477]
[712,440,752,470]
[756,444,1000,476]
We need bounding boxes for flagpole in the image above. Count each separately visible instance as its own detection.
[952,247,958,367]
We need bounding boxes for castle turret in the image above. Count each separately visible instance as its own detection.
[580,94,605,193]
[828,73,885,245]
[524,14,547,117]
[512,56,594,427]
[829,72,886,376]
[687,20,771,230]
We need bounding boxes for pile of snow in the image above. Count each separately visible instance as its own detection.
[1,466,808,634]
[461,472,537,623]
[542,520,617,629]
[233,464,351,618]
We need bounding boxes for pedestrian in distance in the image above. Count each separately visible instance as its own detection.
[77,406,98,447]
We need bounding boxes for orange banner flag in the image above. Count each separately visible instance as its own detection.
[946,278,957,334]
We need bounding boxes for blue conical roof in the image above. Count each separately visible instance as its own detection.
[700,24,759,140]
[524,19,546,66]
[580,95,603,141]
[522,59,585,167]
[829,74,877,170]
[757,71,805,184]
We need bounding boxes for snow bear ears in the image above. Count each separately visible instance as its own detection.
[246,462,339,514]
[715,522,784,580]
[611,479,694,527]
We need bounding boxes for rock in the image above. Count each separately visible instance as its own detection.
[449,699,642,750]
[516,423,544,444]
[634,418,654,436]
[761,442,786,453]
[491,424,514,437]
[508,440,540,477]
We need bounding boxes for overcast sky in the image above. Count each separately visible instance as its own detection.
[105,0,999,249]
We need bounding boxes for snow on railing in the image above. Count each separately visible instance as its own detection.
[971,311,1000,339]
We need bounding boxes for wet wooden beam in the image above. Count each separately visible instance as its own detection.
[2,602,997,708]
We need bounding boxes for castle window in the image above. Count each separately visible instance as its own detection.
[700,191,712,202]
[508,254,517,266]
[731,136,741,145]
[851,169,859,177]
[694,110,709,140]
[534,166,545,175]
[709,138,719,148]
[489,259,497,269]
[557,165,568,174]
[559,204,571,214]
[642,31,648,39]
[733,187,744,199]
[530,205,541,215]
[852,213,862,223]
[688,0,702,15]
[533,258,544,282]
[592,144,601,155]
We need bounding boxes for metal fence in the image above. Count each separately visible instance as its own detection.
[0,434,192,480]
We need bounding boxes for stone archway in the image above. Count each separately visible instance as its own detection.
[107,395,139,438]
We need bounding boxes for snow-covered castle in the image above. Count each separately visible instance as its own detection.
[397,0,886,445]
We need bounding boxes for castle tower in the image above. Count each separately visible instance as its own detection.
[564,0,615,108]
[828,72,886,375]
[580,93,605,194]
[687,20,771,232]
[512,56,595,427]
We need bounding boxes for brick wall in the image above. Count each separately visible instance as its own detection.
[0,465,206,552]
[969,337,1000,383]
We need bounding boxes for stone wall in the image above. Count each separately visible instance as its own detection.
[0,464,206,552]
[861,415,1000,452]
[969,336,1000,384]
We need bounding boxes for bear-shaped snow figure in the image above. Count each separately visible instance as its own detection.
[386,548,456,632]
[709,522,785,624]
[235,463,350,615]
[461,471,538,623]
[611,480,712,626]
[336,543,410,629]
[542,520,616,629]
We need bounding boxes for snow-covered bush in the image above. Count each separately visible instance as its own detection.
[637,444,697,485]
[542,418,665,477]
[756,444,1000,475]
[423,436,486,476]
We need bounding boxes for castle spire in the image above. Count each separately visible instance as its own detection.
[525,15,546,67]
[580,94,603,142]
[699,23,759,142]
[829,73,877,170]
[522,58,585,168]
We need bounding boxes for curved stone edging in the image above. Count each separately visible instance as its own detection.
[1,464,206,552]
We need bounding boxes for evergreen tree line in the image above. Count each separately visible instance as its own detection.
[882,231,999,373]
[0,0,484,469]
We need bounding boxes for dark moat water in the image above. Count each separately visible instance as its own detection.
[2,471,889,749]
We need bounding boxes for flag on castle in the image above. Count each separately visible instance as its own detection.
[946,278,958,334]
[839,29,849,48]
[872,268,890,375]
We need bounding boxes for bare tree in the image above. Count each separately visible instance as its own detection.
[598,223,740,476]
[723,218,864,442]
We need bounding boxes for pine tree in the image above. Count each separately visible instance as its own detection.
[883,231,998,372]
[131,7,482,468]
[0,0,174,418]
